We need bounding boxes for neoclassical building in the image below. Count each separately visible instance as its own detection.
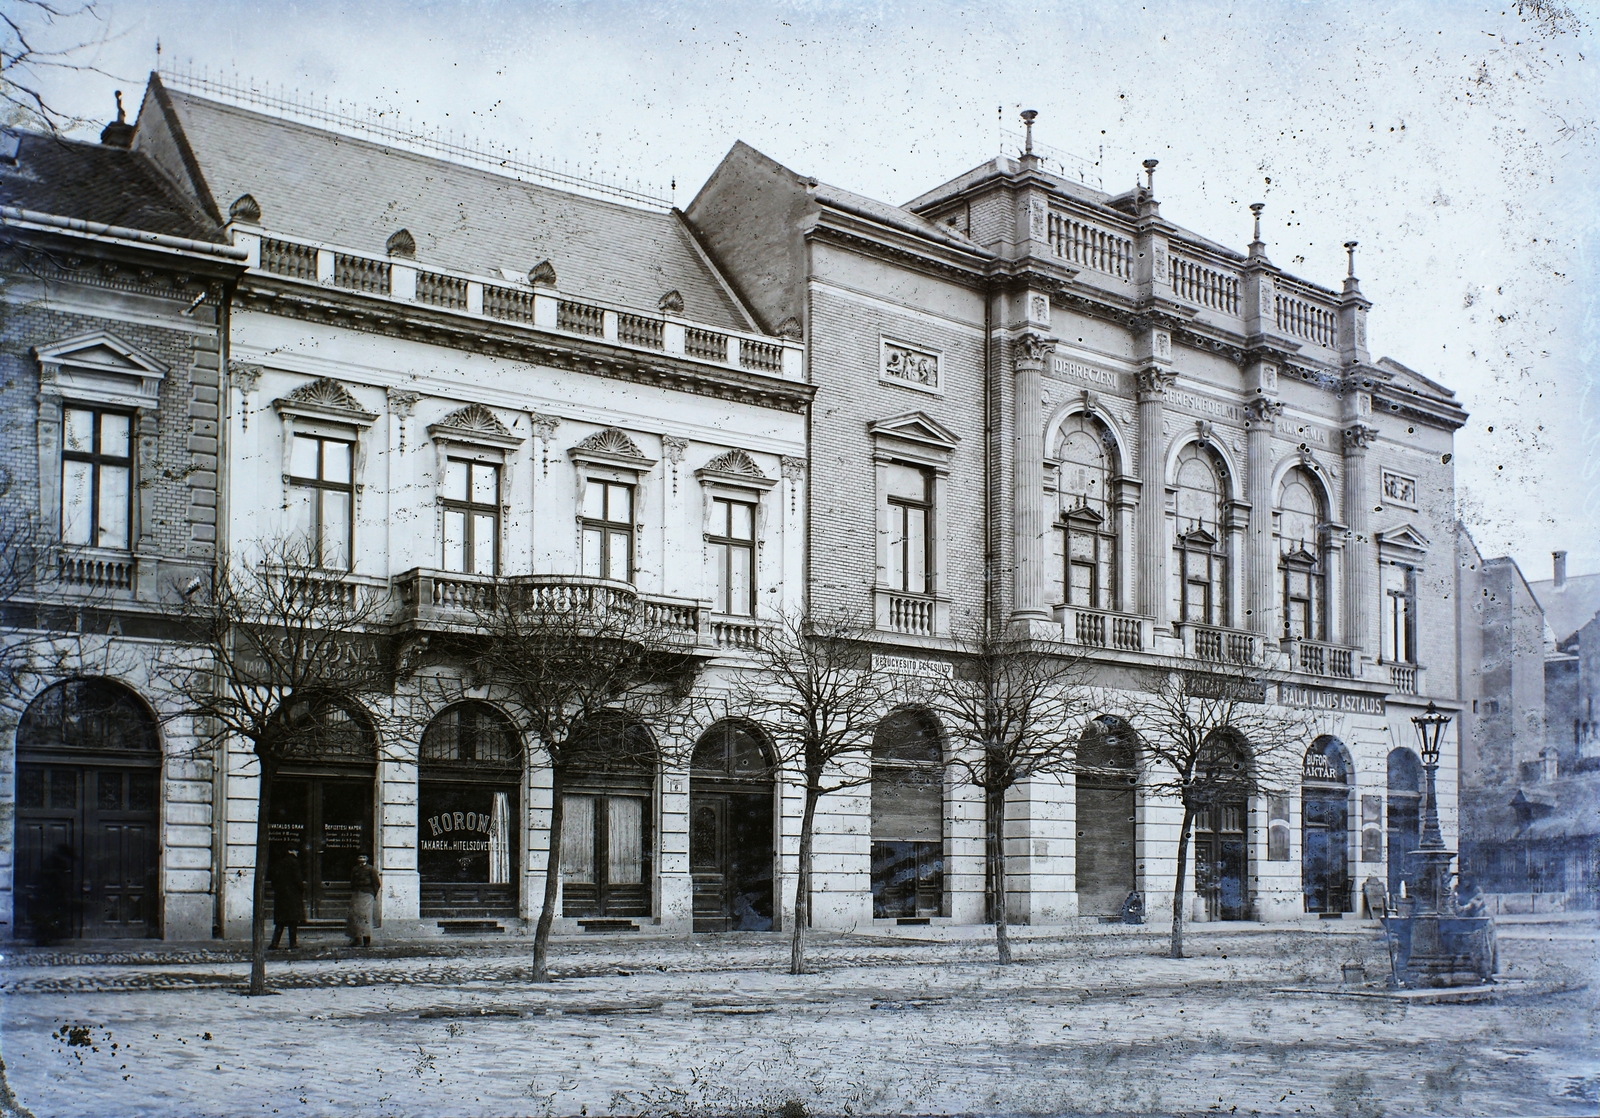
[3,82,1473,943]
[688,124,1470,926]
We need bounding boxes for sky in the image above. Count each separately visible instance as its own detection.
[19,0,1600,579]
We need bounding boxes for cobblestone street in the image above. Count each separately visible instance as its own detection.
[3,917,1595,1117]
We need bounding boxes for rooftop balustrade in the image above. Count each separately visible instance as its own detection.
[239,230,804,382]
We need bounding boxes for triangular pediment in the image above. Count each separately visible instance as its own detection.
[34,332,170,377]
[1061,502,1105,527]
[1281,545,1320,568]
[1179,526,1219,548]
[1377,523,1431,554]
[427,402,523,448]
[868,411,961,452]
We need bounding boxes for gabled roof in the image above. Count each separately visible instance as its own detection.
[0,127,222,241]
[137,81,754,331]
[1527,570,1600,647]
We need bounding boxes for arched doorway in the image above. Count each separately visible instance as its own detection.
[689,720,775,931]
[1302,736,1352,913]
[16,679,160,941]
[1075,715,1138,917]
[418,703,522,920]
[559,713,654,920]
[871,709,944,919]
[1386,748,1422,899]
[1194,730,1249,921]
[269,695,378,923]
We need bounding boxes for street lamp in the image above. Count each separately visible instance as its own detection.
[1403,700,1469,986]
[1412,701,1451,849]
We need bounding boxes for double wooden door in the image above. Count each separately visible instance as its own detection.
[1193,799,1248,921]
[1076,781,1137,917]
[268,772,374,921]
[16,760,159,940]
[690,788,774,931]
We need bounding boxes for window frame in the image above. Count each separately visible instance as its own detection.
[1062,506,1117,611]
[707,495,758,616]
[1383,562,1418,665]
[287,431,357,571]
[1176,528,1225,626]
[60,405,134,551]
[886,462,934,596]
[1280,547,1326,642]
[441,458,503,576]
[581,478,636,583]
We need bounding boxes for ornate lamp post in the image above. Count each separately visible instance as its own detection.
[1404,701,1471,986]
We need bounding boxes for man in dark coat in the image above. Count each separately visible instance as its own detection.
[268,848,306,949]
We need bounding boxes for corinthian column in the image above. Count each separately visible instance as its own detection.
[1342,424,1378,658]
[1244,397,1284,639]
[1135,368,1176,625]
[1011,331,1054,625]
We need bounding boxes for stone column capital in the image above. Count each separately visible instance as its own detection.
[1014,331,1056,372]
[1135,367,1178,402]
[1342,424,1379,452]
[1244,397,1285,426]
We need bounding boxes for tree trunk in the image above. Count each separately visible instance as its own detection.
[248,756,275,996]
[791,783,820,976]
[988,784,1011,965]
[1170,805,1195,960]
[531,764,566,983]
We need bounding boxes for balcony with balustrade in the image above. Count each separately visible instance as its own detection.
[231,227,805,387]
[390,569,709,651]
[1282,637,1358,680]
[1173,622,1261,667]
[1053,604,1154,654]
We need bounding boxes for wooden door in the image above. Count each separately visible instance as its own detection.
[560,792,651,918]
[1194,800,1247,921]
[1076,782,1136,917]
[691,790,774,931]
[1302,788,1351,913]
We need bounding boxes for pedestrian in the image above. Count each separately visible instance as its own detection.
[348,853,381,947]
[268,848,306,949]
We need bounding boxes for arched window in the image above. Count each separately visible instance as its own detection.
[418,703,523,918]
[560,712,656,919]
[871,709,944,919]
[1075,715,1138,917]
[1172,444,1228,626]
[1057,415,1119,611]
[271,694,377,761]
[690,720,776,931]
[18,678,158,752]
[1277,467,1328,640]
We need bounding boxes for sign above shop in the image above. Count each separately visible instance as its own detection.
[1279,684,1386,716]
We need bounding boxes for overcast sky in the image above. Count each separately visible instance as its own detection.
[23,0,1600,579]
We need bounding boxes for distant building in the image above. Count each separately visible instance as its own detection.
[1461,547,1600,910]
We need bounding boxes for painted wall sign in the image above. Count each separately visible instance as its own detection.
[1050,356,1124,391]
[872,654,954,679]
[1279,683,1386,715]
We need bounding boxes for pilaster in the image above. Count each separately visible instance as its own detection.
[1244,392,1284,640]
[1134,337,1175,626]
[1011,330,1055,625]
[1342,422,1379,660]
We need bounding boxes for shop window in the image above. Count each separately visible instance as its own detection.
[1267,795,1291,861]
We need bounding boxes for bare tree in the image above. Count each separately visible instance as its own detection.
[1111,663,1315,959]
[456,576,699,983]
[155,538,400,995]
[917,621,1094,964]
[0,505,52,730]
[1,1,117,133]
[727,611,890,975]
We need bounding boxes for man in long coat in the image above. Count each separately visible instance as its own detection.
[268,848,306,949]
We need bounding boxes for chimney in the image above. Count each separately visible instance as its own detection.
[100,90,134,148]
[1554,551,1568,590]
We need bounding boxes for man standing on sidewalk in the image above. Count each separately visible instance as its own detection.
[269,849,306,950]
[348,854,381,948]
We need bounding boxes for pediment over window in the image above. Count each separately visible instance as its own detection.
[868,412,961,452]
[696,448,776,490]
[1377,524,1430,558]
[567,426,656,471]
[1178,526,1219,549]
[33,331,168,408]
[273,377,378,426]
[1281,545,1320,568]
[427,402,523,449]
[1062,503,1105,527]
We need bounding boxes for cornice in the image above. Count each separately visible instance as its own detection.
[1372,385,1469,431]
[3,237,233,302]
[234,275,815,415]
[808,218,992,286]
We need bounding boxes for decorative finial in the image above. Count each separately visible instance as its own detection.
[1143,159,1158,191]
[1020,110,1038,155]
[114,90,126,125]
[1250,202,1265,243]
[1344,240,1358,278]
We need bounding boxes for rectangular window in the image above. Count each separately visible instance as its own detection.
[581,480,634,582]
[1064,516,1116,611]
[1383,564,1416,663]
[1182,547,1217,625]
[60,406,132,549]
[709,497,756,616]
[1361,795,1384,862]
[886,463,932,595]
[287,433,355,569]
[442,459,500,575]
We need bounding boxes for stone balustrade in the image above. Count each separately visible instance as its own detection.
[1053,604,1152,652]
